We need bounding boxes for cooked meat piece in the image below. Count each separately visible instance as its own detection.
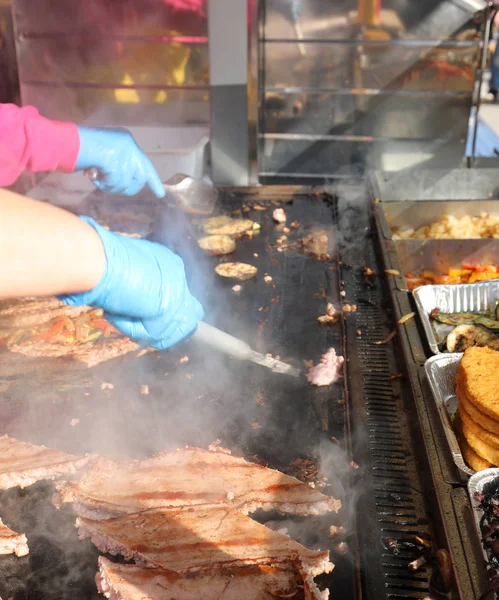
[77,507,334,577]
[215,263,258,281]
[96,556,301,600]
[232,285,242,294]
[273,208,286,224]
[203,217,254,238]
[318,303,339,325]
[56,446,340,519]
[306,349,344,387]
[0,337,139,377]
[198,235,236,256]
[0,297,88,329]
[0,435,92,490]
[299,229,330,258]
[342,304,357,314]
[0,517,28,557]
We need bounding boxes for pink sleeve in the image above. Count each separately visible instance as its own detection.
[0,104,80,186]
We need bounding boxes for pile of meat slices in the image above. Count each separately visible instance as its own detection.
[0,298,141,377]
[0,435,341,600]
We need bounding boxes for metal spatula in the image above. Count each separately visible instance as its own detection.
[192,321,301,377]
[85,169,217,215]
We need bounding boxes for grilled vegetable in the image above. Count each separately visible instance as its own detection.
[215,262,258,281]
[198,235,236,256]
[432,312,477,326]
[203,217,254,238]
[473,317,499,331]
[446,324,499,352]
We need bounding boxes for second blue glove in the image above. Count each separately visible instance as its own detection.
[59,217,203,350]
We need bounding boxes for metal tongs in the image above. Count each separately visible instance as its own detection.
[192,322,301,378]
[85,169,217,215]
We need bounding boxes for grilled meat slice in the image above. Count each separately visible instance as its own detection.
[0,518,28,557]
[96,556,302,600]
[0,297,88,329]
[0,435,92,490]
[0,337,139,377]
[56,446,340,519]
[77,507,334,577]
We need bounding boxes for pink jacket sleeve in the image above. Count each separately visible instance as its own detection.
[0,104,80,186]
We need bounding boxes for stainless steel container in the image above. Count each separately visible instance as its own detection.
[468,468,499,564]
[414,281,499,354]
[425,353,472,476]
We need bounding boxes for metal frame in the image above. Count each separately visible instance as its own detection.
[466,2,497,166]
[255,1,483,180]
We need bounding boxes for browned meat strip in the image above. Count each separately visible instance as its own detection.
[0,298,88,329]
[96,556,302,600]
[77,507,333,577]
[0,337,139,377]
[0,518,28,557]
[0,435,92,490]
[56,446,340,519]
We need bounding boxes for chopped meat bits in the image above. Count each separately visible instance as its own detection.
[306,348,344,386]
[329,525,345,537]
[273,208,286,223]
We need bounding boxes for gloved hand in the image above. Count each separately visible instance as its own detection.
[59,217,203,349]
[75,127,165,199]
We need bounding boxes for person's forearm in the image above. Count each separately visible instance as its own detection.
[0,104,79,186]
[0,188,106,299]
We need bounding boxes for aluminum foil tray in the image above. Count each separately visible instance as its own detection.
[414,281,499,354]
[425,353,473,476]
[468,468,499,564]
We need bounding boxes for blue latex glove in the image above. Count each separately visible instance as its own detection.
[75,127,165,199]
[59,217,203,349]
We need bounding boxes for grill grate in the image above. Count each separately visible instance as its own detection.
[339,212,434,600]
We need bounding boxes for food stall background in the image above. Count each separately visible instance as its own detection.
[4,0,494,185]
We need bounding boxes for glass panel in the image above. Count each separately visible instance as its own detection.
[263,0,479,41]
[259,0,480,175]
[21,85,209,125]
[14,0,208,37]
[17,39,209,87]
[14,0,209,124]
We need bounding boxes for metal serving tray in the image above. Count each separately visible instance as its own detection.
[414,280,499,354]
[425,353,473,476]
[375,199,499,240]
[468,468,499,564]
[393,238,499,292]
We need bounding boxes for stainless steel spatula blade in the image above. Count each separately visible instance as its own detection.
[192,322,301,378]
[163,174,217,215]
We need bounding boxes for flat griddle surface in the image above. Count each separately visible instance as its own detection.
[0,189,355,599]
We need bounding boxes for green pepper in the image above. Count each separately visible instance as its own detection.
[473,316,499,331]
[79,329,103,344]
[432,312,478,326]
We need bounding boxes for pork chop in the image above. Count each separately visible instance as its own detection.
[0,435,92,489]
[56,446,340,519]
[96,556,302,600]
[77,507,334,577]
[0,518,28,557]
